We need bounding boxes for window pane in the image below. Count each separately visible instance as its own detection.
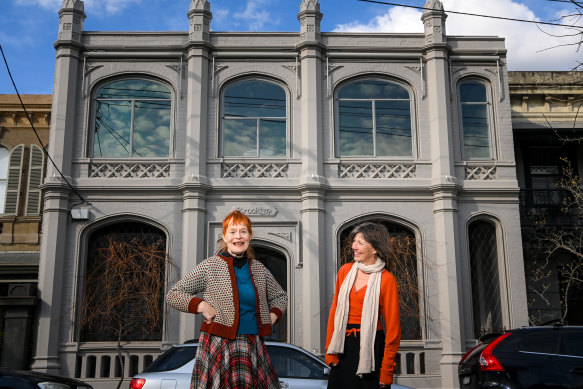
[338,100,373,156]
[469,221,503,338]
[267,346,326,379]
[93,100,132,157]
[338,79,409,100]
[223,119,257,157]
[462,104,490,159]
[559,331,583,357]
[259,119,286,157]
[0,181,5,213]
[97,79,171,100]
[460,82,487,102]
[224,80,286,118]
[376,100,412,157]
[133,100,171,157]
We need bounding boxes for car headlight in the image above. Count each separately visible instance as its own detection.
[37,383,71,389]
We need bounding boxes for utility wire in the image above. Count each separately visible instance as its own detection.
[358,0,583,29]
[0,44,86,207]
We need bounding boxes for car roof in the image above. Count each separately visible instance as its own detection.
[0,369,89,385]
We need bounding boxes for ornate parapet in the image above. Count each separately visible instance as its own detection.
[465,165,497,180]
[338,163,416,179]
[88,162,170,178]
[221,163,289,178]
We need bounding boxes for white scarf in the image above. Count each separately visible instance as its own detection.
[327,258,385,376]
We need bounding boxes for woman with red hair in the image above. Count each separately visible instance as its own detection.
[167,210,287,389]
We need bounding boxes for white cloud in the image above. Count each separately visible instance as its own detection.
[14,0,143,16]
[334,0,582,71]
[233,0,277,31]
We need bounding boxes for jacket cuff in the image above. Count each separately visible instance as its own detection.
[270,307,283,321]
[188,297,203,314]
[379,370,394,385]
[325,354,339,366]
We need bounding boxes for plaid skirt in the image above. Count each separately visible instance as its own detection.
[192,332,281,389]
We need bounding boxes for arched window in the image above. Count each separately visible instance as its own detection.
[339,220,421,340]
[80,221,167,342]
[91,79,172,158]
[468,219,503,337]
[0,146,9,213]
[336,78,413,157]
[221,79,288,157]
[459,80,492,160]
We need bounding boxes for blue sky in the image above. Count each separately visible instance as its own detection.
[0,0,581,94]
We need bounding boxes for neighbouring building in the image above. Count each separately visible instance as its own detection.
[510,71,583,327]
[0,94,50,369]
[29,0,532,388]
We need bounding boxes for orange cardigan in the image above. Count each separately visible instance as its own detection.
[325,263,401,385]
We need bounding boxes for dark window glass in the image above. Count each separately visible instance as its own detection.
[337,79,412,157]
[459,81,491,159]
[519,332,558,354]
[92,79,171,158]
[145,346,197,372]
[267,346,327,379]
[469,220,504,338]
[80,222,167,342]
[222,79,287,157]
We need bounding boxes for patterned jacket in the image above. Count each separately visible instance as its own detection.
[166,254,288,340]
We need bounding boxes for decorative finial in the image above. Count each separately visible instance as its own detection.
[423,0,444,13]
[300,0,320,12]
[61,0,84,12]
[190,0,211,12]
[188,0,212,43]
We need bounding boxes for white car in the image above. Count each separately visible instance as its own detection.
[129,341,415,389]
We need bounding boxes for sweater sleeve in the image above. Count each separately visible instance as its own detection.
[166,259,208,314]
[379,271,401,385]
[324,263,352,366]
[265,266,288,319]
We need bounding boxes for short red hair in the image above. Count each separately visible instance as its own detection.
[222,210,252,236]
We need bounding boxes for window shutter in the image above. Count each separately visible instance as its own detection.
[25,144,45,215]
[4,144,24,215]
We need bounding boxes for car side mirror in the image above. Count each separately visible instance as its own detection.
[323,366,331,376]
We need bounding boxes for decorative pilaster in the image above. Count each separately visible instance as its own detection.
[57,0,86,47]
[422,0,447,46]
[188,0,212,44]
[297,0,322,45]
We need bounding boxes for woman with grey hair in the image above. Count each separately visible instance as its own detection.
[325,222,401,389]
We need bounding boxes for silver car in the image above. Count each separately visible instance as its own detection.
[129,341,414,389]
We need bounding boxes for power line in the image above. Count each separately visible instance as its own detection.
[0,44,86,207]
[358,0,583,29]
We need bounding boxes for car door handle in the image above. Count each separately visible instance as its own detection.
[570,367,583,375]
[279,380,289,388]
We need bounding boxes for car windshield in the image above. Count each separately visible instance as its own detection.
[145,346,197,372]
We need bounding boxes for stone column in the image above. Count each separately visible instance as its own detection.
[297,0,328,354]
[176,0,213,344]
[422,1,464,387]
[32,0,86,373]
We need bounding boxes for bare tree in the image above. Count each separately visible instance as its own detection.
[79,236,173,389]
[527,158,583,325]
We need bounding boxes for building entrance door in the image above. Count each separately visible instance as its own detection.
[253,245,288,342]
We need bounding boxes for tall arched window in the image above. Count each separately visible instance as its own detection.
[80,221,167,342]
[221,79,288,157]
[339,219,421,340]
[468,219,503,337]
[336,78,413,157]
[459,79,492,160]
[0,146,9,213]
[91,79,172,158]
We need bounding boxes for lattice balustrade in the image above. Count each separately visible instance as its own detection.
[222,163,289,178]
[74,348,161,381]
[465,166,497,180]
[89,163,170,178]
[338,163,416,179]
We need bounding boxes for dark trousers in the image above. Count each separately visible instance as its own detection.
[327,324,386,389]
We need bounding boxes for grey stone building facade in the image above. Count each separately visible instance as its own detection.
[31,0,529,387]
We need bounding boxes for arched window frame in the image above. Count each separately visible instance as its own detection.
[76,217,170,343]
[0,145,10,213]
[219,77,290,158]
[466,216,509,338]
[457,78,495,161]
[89,77,174,159]
[334,76,415,158]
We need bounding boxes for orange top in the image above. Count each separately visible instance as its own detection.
[325,263,401,385]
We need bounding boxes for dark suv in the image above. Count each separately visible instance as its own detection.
[458,323,583,388]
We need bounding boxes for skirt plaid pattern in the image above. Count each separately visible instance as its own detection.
[192,332,281,389]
